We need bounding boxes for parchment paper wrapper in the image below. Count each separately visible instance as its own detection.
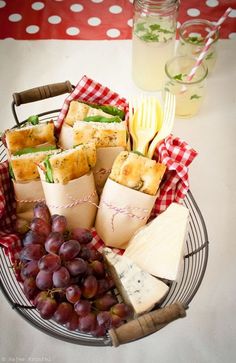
[95,178,158,249]
[93,146,125,195]
[58,122,126,194]
[13,180,45,222]
[39,169,98,230]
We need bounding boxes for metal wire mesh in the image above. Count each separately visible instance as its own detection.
[0,110,209,346]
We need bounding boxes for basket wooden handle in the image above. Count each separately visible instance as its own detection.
[12,81,73,106]
[108,302,187,347]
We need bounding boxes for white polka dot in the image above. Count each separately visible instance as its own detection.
[187,8,200,17]
[106,28,121,38]
[229,32,236,40]
[9,14,22,22]
[70,4,84,12]
[26,25,40,34]
[127,18,133,27]
[88,17,101,26]
[48,15,62,24]
[0,1,6,8]
[109,5,122,14]
[66,27,80,36]
[129,0,133,3]
[91,0,103,3]
[32,2,45,10]
[229,9,236,18]
[206,0,219,7]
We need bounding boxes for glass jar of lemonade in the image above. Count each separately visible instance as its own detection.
[164,55,208,118]
[177,19,219,73]
[132,0,179,91]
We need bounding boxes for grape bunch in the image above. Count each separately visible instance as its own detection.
[18,202,132,337]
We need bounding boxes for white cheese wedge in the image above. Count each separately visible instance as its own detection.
[103,247,169,316]
[124,203,189,281]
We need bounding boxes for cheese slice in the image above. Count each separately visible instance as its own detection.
[103,247,169,316]
[124,203,189,281]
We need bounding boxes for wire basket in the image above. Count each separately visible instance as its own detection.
[0,82,209,346]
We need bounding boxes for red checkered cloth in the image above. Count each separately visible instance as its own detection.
[55,75,129,130]
[0,77,197,260]
[0,161,21,262]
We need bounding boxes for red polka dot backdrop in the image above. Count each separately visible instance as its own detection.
[0,0,235,40]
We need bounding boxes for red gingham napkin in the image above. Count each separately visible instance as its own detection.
[55,75,129,130]
[0,161,21,262]
[0,76,197,260]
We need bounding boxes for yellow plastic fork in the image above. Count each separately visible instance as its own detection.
[147,92,176,159]
[129,96,162,155]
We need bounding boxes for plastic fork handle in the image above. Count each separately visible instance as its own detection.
[109,302,187,347]
[13,81,73,106]
[147,133,163,159]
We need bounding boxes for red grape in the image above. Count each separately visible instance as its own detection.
[96,279,111,297]
[37,296,58,320]
[19,244,44,262]
[22,230,45,246]
[90,260,105,278]
[91,324,106,337]
[53,302,73,324]
[30,218,51,237]
[74,300,91,317]
[79,246,91,261]
[21,260,39,280]
[52,266,70,288]
[36,270,53,290]
[52,215,67,234]
[94,294,118,311]
[38,254,61,272]
[110,303,132,319]
[110,313,123,329]
[78,312,96,332]
[97,311,112,329]
[82,275,98,299]
[71,227,93,244]
[33,202,51,224]
[23,277,38,300]
[66,311,80,331]
[66,285,82,304]
[44,232,64,254]
[65,258,87,276]
[59,240,81,260]
[89,249,103,262]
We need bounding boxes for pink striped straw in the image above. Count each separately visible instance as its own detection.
[206,7,232,40]
[186,37,214,82]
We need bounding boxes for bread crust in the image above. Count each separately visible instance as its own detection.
[48,143,96,184]
[73,121,127,148]
[109,151,166,195]
[6,122,56,154]
[11,150,59,182]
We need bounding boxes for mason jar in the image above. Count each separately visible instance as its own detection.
[177,19,219,73]
[132,0,179,91]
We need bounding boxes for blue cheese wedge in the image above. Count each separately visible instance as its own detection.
[124,203,189,281]
[103,247,169,316]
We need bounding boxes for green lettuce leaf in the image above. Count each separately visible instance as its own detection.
[44,156,54,183]
[84,115,121,123]
[13,145,57,156]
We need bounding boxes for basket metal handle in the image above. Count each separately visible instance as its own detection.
[11,80,74,125]
[108,302,187,347]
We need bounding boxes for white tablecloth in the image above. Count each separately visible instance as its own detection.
[0,39,236,363]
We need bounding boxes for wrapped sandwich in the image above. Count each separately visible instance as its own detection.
[38,143,98,229]
[5,121,56,155]
[5,120,58,223]
[58,101,128,194]
[95,151,166,248]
